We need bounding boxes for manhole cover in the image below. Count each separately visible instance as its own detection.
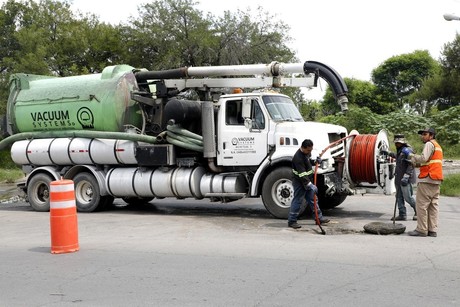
[363,222,406,235]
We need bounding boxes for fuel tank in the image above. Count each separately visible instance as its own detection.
[10,138,138,166]
[6,65,143,134]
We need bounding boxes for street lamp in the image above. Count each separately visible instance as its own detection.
[444,13,460,21]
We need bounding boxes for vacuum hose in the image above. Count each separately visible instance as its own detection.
[0,130,159,151]
[303,61,349,112]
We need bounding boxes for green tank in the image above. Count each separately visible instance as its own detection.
[6,65,143,134]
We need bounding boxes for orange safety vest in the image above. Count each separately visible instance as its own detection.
[419,140,443,180]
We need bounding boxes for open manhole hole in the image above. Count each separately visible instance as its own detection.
[363,222,406,235]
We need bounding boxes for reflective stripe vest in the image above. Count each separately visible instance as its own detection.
[292,169,314,178]
[419,140,443,180]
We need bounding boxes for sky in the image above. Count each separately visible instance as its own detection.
[3,0,460,97]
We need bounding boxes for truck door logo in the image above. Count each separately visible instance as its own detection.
[230,137,256,154]
[77,107,94,129]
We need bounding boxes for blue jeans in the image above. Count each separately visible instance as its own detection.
[396,184,416,217]
[288,180,324,223]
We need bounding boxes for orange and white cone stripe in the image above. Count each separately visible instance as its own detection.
[49,179,79,254]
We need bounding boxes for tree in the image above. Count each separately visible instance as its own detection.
[321,78,393,115]
[409,35,460,114]
[124,0,216,69]
[371,50,439,110]
[211,7,295,65]
[124,0,296,70]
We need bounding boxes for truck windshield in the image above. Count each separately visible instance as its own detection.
[262,95,304,122]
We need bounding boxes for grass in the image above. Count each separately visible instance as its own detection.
[0,167,24,183]
[0,150,25,183]
[441,173,460,197]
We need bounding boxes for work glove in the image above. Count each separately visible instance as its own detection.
[401,174,410,186]
[401,147,413,157]
[315,156,322,165]
[307,182,318,194]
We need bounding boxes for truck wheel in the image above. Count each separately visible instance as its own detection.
[318,193,347,210]
[73,172,103,212]
[27,173,53,212]
[262,167,303,219]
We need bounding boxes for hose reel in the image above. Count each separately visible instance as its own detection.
[345,130,391,186]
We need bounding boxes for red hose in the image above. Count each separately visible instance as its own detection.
[348,134,377,184]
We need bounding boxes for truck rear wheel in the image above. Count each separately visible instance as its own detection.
[262,167,304,219]
[73,172,104,212]
[27,173,53,212]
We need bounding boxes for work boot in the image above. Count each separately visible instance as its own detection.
[288,222,301,229]
[428,231,437,237]
[391,216,407,221]
[408,230,427,237]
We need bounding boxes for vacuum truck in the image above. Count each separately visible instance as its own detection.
[1,61,395,218]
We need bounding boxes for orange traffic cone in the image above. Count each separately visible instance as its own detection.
[49,179,79,254]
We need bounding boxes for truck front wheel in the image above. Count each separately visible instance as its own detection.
[262,167,303,219]
[27,173,53,212]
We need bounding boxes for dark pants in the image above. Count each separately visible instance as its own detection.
[288,180,324,223]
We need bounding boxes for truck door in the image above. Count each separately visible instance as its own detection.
[217,98,268,166]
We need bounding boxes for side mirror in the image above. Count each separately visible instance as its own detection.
[241,97,251,119]
[241,97,252,129]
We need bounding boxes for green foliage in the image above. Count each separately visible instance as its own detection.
[423,33,460,110]
[0,149,16,168]
[376,111,431,136]
[124,0,295,70]
[0,167,24,183]
[409,34,460,114]
[0,150,23,183]
[322,78,397,116]
[320,105,382,134]
[299,101,323,121]
[440,173,460,197]
[429,105,460,145]
[319,105,460,158]
[371,50,439,110]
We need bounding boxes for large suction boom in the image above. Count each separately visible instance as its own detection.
[135,61,349,112]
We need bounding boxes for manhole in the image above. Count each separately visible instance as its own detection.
[363,222,406,235]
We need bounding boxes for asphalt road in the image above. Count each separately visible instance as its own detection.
[0,190,459,306]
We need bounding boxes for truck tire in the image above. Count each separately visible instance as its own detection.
[73,172,104,212]
[27,173,53,212]
[262,167,304,219]
[318,193,347,210]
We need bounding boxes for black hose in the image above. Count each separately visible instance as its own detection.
[135,67,188,82]
[303,61,348,96]
[303,61,349,112]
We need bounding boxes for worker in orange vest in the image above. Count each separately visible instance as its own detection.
[407,127,443,237]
